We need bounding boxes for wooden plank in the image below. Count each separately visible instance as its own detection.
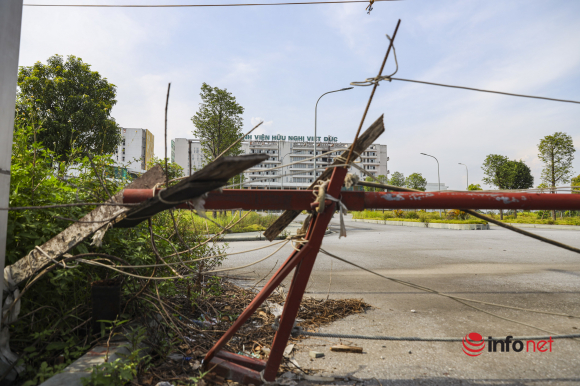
[5,165,166,285]
[330,344,363,353]
[263,115,385,241]
[114,154,268,228]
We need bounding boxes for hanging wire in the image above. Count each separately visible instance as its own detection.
[23,0,397,7]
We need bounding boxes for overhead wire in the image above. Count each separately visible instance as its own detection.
[23,0,397,7]
[351,76,580,105]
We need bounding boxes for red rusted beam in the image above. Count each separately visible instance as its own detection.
[123,189,580,211]
[207,356,263,385]
[202,168,348,383]
[215,351,266,372]
[263,167,348,380]
[362,191,580,210]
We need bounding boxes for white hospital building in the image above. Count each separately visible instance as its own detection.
[172,135,388,190]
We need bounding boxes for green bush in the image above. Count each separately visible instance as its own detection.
[405,211,419,219]
[8,119,223,383]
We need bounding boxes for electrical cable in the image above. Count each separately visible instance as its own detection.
[351,76,580,105]
[23,0,397,7]
[319,248,560,335]
[75,239,289,280]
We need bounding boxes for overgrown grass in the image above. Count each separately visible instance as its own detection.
[177,210,280,234]
[353,210,580,226]
[491,211,580,226]
[351,210,487,224]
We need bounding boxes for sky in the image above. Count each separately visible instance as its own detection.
[17,0,580,190]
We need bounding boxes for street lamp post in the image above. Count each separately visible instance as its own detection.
[314,87,353,178]
[421,152,441,217]
[458,163,468,190]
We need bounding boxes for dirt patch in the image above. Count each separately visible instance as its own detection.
[139,278,370,385]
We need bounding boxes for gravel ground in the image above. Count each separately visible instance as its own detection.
[219,214,580,385]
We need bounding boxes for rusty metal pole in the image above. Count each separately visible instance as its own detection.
[263,167,347,380]
[346,19,400,164]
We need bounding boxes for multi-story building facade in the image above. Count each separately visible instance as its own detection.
[172,136,388,190]
[172,138,207,175]
[114,128,154,173]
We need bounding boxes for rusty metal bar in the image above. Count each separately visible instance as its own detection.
[263,167,347,380]
[202,167,348,383]
[123,189,580,211]
[346,19,400,164]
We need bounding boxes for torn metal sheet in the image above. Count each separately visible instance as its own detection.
[114,154,268,228]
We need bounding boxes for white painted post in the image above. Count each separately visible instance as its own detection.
[0,0,24,329]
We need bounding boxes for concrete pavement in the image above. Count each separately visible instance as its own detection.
[219,214,580,385]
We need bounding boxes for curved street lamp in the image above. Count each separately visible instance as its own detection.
[314,87,353,177]
[458,163,468,190]
[421,152,441,217]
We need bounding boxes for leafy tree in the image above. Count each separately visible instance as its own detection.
[389,171,405,187]
[482,154,511,219]
[572,174,580,194]
[481,154,510,189]
[377,175,388,185]
[503,160,534,218]
[538,132,575,220]
[16,55,121,163]
[538,132,575,187]
[191,83,244,162]
[468,184,482,191]
[504,160,534,190]
[405,173,427,191]
[363,176,376,192]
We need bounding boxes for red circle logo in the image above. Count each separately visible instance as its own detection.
[462,332,485,356]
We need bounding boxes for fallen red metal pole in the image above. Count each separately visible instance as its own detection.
[201,167,349,384]
[123,189,580,211]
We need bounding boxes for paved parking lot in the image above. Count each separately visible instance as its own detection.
[220,215,580,385]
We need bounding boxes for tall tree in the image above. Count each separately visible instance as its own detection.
[504,160,534,190]
[405,173,427,191]
[503,160,534,218]
[191,83,244,162]
[389,171,405,187]
[481,154,510,189]
[16,55,121,163]
[482,154,510,219]
[538,132,575,220]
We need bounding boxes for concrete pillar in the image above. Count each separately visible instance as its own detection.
[0,0,24,311]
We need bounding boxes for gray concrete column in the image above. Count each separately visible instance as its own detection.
[0,0,24,322]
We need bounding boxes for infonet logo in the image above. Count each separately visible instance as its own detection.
[462,332,554,356]
[462,333,485,356]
